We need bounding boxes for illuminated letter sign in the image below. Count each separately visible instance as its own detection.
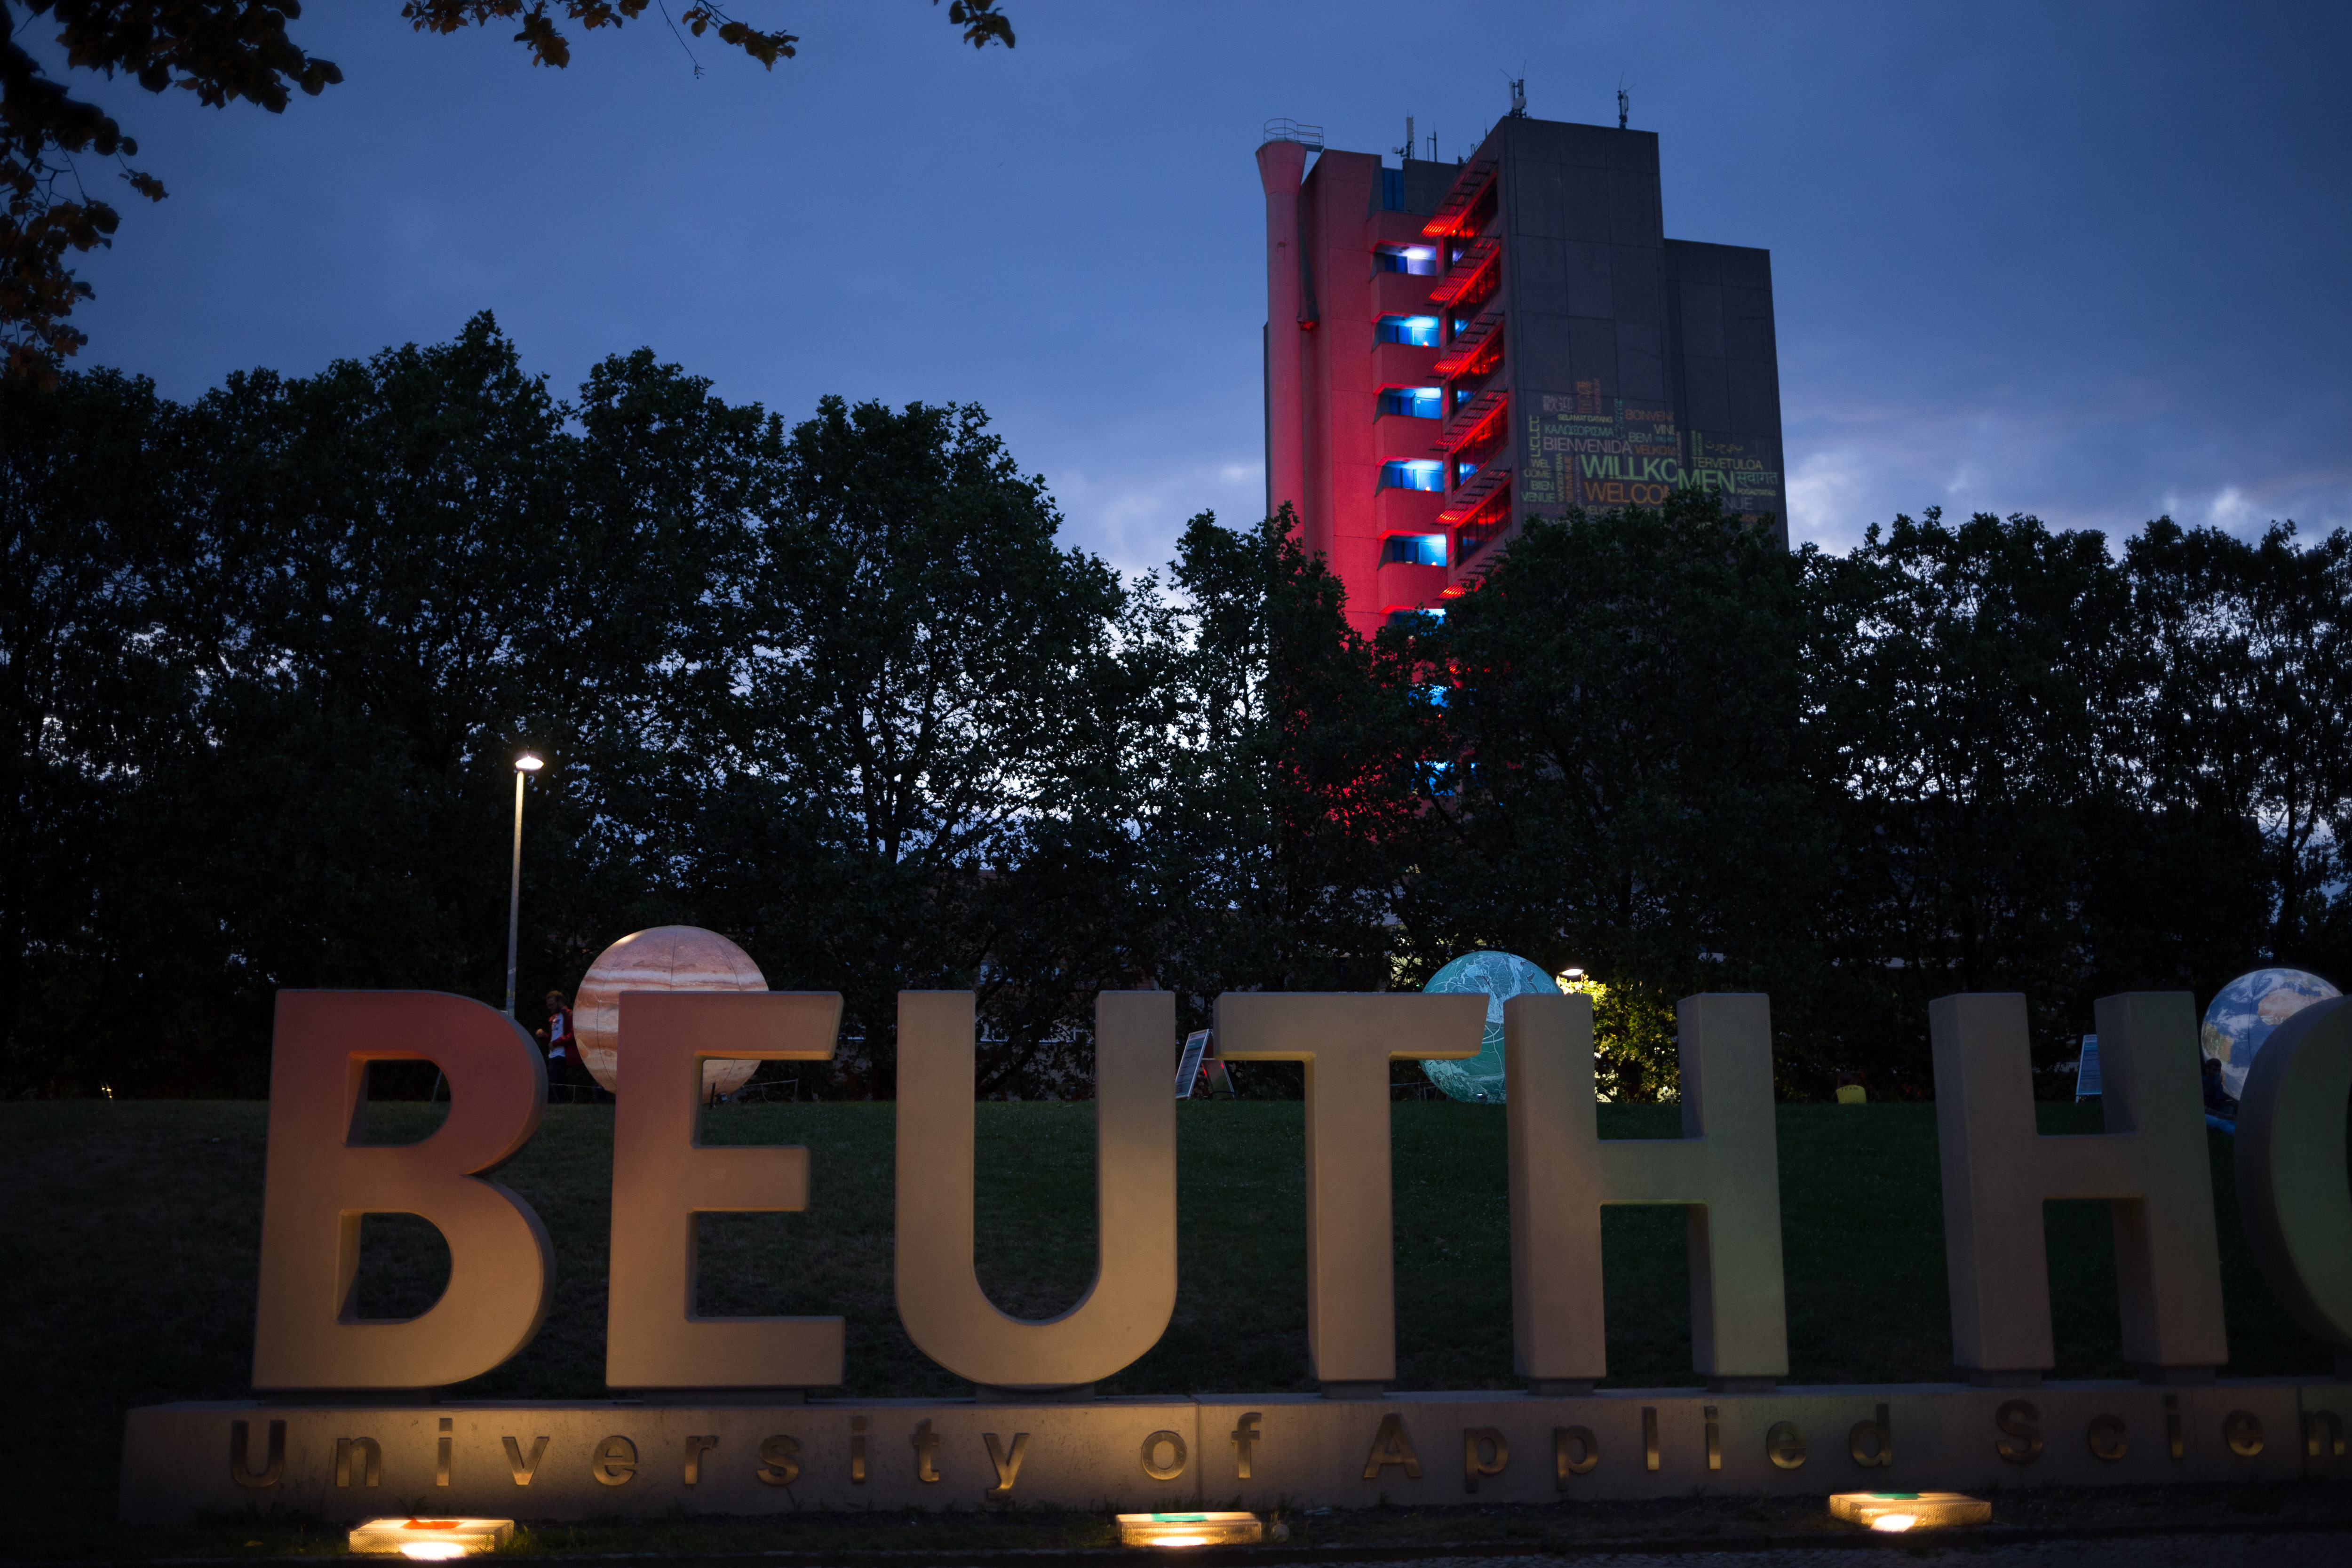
[604,990,846,1391]
[2235,995,2352,1370]
[112,983,2348,1523]
[1502,991,1788,1387]
[1214,992,1486,1390]
[251,991,554,1390]
[893,990,1179,1390]
[1931,991,2227,1378]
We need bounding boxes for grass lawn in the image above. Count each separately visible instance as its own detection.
[0,1096,2330,1557]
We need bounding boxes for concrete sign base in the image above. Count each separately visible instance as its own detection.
[122,1380,2347,1525]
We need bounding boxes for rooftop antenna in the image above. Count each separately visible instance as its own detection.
[1428,121,1438,161]
[1617,77,1631,129]
[1503,70,1528,119]
[1396,115,1414,163]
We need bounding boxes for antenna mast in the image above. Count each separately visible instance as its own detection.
[1617,81,1630,129]
[1396,115,1414,163]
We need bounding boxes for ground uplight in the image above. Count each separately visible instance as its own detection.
[1115,1512,1264,1547]
[348,1519,514,1557]
[1828,1492,1989,1530]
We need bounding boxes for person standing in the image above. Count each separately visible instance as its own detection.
[537,989,579,1101]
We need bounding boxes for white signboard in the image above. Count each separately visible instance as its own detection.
[1175,1029,1211,1098]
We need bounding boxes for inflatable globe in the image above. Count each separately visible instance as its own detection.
[1419,950,1563,1104]
[576,925,769,1098]
[2201,967,2339,1103]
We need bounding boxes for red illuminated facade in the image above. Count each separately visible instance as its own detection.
[1259,115,1787,638]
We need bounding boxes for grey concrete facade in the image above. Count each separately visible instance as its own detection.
[1428,116,1788,582]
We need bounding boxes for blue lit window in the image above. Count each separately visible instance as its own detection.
[1375,245,1438,276]
[1376,315,1440,348]
[1386,606,1446,628]
[1454,459,1481,487]
[1378,386,1443,419]
[1380,460,1445,492]
[1453,385,1474,409]
[1382,533,1447,566]
[1382,168,1405,211]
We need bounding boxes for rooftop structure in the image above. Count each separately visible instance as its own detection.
[1258,113,1787,637]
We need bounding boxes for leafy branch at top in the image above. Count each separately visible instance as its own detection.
[399,3,800,70]
[2,0,345,384]
[0,0,1016,383]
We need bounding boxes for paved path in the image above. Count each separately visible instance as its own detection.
[1381,1536,2351,1566]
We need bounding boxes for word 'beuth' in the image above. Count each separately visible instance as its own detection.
[254,988,2352,1395]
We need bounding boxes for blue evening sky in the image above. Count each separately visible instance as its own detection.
[42,1,2352,575]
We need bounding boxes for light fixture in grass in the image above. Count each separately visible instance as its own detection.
[1116,1512,1264,1546]
[348,1518,514,1558]
[1828,1492,1989,1530]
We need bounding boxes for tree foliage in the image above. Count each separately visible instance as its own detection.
[669,396,1138,1096]
[0,0,1014,381]
[1400,495,1818,1096]
[9,321,2352,1102]
[1138,507,1436,1012]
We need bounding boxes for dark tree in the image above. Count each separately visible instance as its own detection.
[672,397,1135,1097]
[1406,493,1817,1098]
[0,364,192,1091]
[2123,519,2352,973]
[1798,509,2142,1094]
[1134,508,1438,1035]
[14,311,2352,1104]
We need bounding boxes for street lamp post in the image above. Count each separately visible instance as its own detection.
[505,752,544,1019]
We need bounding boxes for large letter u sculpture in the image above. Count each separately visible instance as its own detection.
[893,990,1178,1392]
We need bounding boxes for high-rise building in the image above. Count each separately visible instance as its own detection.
[1257,113,1787,638]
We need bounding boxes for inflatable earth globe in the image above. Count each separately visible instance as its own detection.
[1419,950,1563,1104]
[576,925,769,1098]
[2201,967,2340,1103]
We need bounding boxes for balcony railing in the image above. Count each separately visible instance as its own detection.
[1429,234,1501,306]
[1432,306,1504,376]
[1434,388,1508,454]
[1422,156,1499,238]
[1450,482,1516,568]
[1440,464,1513,525]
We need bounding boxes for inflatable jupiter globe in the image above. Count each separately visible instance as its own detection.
[576,925,768,1098]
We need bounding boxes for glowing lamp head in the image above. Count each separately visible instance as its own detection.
[514,752,544,773]
[1869,1514,1918,1533]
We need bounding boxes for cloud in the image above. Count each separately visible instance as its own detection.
[1784,376,2352,557]
[1047,457,1267,581]
[1785,447,1877,554]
